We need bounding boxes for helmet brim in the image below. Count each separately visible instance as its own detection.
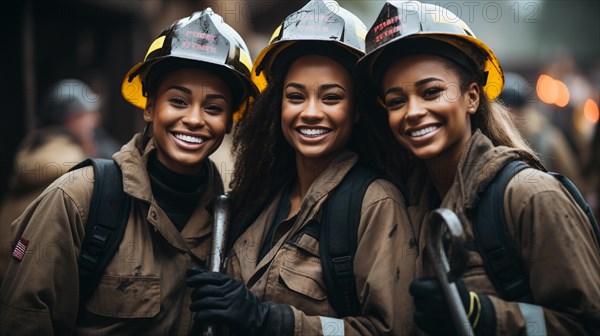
[357,32,504,100]
[122,55,258,116]
[252,39,365,92]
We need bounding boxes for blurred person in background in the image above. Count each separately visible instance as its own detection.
[0,78,119,283]
[539,54,597,168]
[499,72,583,188]
[35,78,119,159]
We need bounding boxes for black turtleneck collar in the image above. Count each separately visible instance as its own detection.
[147,153,207,231]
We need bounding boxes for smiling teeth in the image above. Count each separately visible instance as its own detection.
[175,133,204,144]
[299,128,330,137]
[411,126,439,137]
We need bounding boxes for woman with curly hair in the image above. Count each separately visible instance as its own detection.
[185,1,418,335]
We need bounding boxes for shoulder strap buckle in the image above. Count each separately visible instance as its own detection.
[70,158,131,306]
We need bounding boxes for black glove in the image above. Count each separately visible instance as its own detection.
[187,268,294,336]
[410,277,494,336]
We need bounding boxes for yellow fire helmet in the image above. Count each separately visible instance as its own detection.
[356,0,504,100]
[252,0,368,92]
[122,8,257,121]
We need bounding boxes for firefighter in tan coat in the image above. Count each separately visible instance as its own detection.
[357,1,600,335]
[0,8,257,335]
[185,1,418,335]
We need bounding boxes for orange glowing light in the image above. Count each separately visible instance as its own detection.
[583,99,599,123]
[537,75,558,104]
[554,80,570,107]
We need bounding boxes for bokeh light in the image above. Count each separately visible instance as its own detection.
[583,99,599,123]
[554,80,570,107]
[537,74,559,104]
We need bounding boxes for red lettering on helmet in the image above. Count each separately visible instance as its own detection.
[184,31,217,42]
[181,41,217,54]
[374,26,400,43]
[373,16,399,33]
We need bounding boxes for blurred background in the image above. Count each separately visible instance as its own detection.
[1,0,599,216]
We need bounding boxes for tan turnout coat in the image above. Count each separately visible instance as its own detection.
[226,151,419,336]
[407,130,600,335]
[0,134,222,335]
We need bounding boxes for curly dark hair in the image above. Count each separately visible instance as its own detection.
[228,62,409,240]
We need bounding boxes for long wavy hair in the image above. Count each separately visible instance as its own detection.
[228,62,408,240]
[444,59,543,169]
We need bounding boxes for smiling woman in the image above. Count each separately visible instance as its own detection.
[144,68,232,175]
[357,1,600,335]
[382,54,479,167]
[0,8,258,335]
[281,55,354,164]
[182,1,418,336]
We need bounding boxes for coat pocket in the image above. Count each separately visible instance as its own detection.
[85,275,161,318]
[273,234,335,316]
[279,265,327,301]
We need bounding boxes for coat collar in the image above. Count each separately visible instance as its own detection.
[113,134,224,252]
[295,150,359,225]
[112,133,155,203]
[247,150,359,281]
[449,129,523,210]
[406,130,530,213]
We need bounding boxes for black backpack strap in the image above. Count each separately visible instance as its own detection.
[473,160,534,302]
[320,164,379,317]
[475,160,600,303]
[70,158,131,305]
[549,172,600,244]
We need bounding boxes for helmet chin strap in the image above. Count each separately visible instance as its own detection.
[139,122,153,153]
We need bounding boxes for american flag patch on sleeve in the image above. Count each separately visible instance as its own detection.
[12,237,29,261]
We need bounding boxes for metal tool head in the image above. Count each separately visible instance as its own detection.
[426,208,474,336]
[427,208,469,281]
